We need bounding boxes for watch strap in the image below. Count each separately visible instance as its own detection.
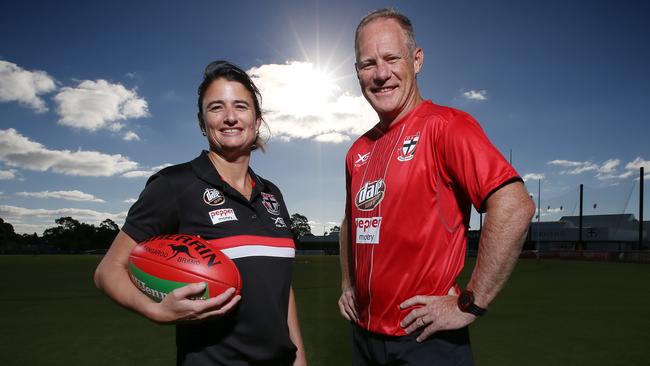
[458,290,487,316]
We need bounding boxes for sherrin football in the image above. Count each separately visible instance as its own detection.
[128,234,241,302]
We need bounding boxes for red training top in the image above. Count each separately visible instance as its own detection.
[345,101,521,336]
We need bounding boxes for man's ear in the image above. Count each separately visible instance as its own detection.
[413,47,424,74]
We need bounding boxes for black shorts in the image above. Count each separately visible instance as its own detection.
[351,325,474,366]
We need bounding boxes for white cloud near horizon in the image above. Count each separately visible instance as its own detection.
[16,190,105,203]
[522,173,545,181]
[626,157,650,180]
[548,157,648,181]
[462,89,488,101]
[247,61,376,143]
[123,198,137,204]
[0,60,57,112]
[0,204,126,234]
[625,157,650,171]
[0,128,139,176]
[121,163,172,178]
[548,159,599,175]
[54,79,149,131]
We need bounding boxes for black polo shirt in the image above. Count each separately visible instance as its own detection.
[123,150,297,366]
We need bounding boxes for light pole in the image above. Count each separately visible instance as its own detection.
[537,178,541,252]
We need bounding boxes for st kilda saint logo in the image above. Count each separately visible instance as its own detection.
[203,188,225,206]
[261,192,280,215]
[355,179,385,211]
[397,133,419,162]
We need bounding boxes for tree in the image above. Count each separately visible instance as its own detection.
[325,225,341,236]
[99,219,119,232]
[44,216,96,252]
[1,216,120,253]
[0,218,17,245]
[56,216,81,231]
[290,213,312,239]
[96,219,119,249]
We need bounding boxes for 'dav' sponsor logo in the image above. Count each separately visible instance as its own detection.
[355,179,385,211]
[203,188,225,206]
[355,217,382,244]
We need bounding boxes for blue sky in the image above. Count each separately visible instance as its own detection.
[1,0,649,235]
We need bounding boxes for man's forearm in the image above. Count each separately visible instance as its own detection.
[466,182,535,308]
[339,215,354,288]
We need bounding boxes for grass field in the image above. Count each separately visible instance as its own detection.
[0,255,648,365]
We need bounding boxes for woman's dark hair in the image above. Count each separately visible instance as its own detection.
[197,60,267,150]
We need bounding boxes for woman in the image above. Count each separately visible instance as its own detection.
[94,61,307,366]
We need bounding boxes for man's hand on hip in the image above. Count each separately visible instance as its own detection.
[399,294,476,342]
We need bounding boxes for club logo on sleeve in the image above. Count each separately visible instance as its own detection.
[273,217,287,228]
[355,179,385,211]
[397,133,419,162]
[209,208,237,225]
[354,152,371,167]
[355,217,382,244]
[203,188,225,206]
[261,192,280,215]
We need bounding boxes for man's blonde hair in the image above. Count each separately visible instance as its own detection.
[354,8,417,61]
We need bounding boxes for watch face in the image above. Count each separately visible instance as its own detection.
[458,291,474,311]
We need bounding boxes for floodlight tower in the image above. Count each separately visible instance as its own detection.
[640,167,644,250]
[579,184,584,250]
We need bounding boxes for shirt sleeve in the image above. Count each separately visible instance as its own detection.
[121,174,180,242]
[439,112,521,213]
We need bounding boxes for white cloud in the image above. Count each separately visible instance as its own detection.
[597,171,634,181]
[247,61,376,143]
[0,204,126,234]
[625,157,650,171]
[314,133,350,143]
[462,89,488,101]
[10,222,49,235]
[54,79,149,131]
[624,157,650,181]
[121,163,172,178]
[0,169,17,180]
[123,198,137,203]
[598,159,620,174]
[123,131,140,141]
[548,157,649,181]
[548,160,583,167]
[594,159,627,180]
[0,60,57,112]
[0,128,139,176]
[16,190,105,202]
[548,159,599,175]
[522,173,545,182]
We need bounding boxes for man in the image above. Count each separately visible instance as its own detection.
[338,8,535,365]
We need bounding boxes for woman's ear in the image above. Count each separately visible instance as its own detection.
[198,112,206,135]
[255,117,262,130]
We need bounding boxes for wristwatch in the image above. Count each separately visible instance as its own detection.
[457,290,487,316]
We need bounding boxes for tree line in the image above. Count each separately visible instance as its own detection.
[0,217,120,253]
[0,213,321,254]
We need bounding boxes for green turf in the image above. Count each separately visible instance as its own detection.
[0,255,648,365]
